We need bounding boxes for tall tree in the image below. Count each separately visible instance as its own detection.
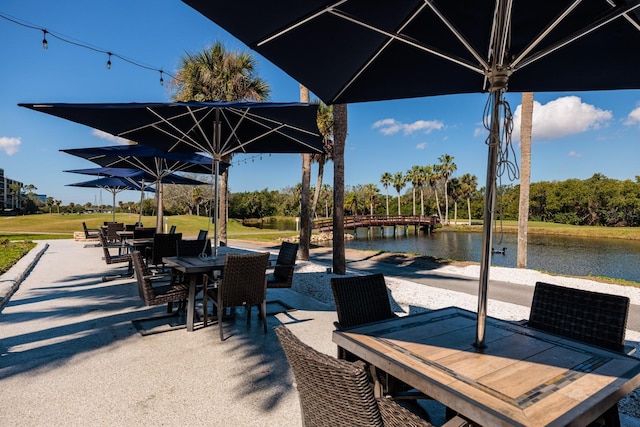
[299,85,312,260]
[406,166,422,216]
[392,172,406,216]
[518,92,534,268]
[311,102,334,219]
[437,154,457,224]
[460,173,478,225]
[426,165,443,221]
[170,41,270,245]
[362,183,379,215]
[380,172,392,217]
[332,104,347,275]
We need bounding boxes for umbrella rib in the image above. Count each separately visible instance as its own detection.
[511,0,586,69]
[328,7,483,74]
[424,0,489,69]
[516,0,640,71]
[142,106,212,153]
[256,0,349,46]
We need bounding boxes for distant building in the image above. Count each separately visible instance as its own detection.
[0,168,24,210]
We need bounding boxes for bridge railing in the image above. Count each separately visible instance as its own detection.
[312,215,439,230]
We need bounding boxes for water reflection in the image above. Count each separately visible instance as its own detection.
[317,228,640,283]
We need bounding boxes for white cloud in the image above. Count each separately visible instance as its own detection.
[373,118,444,135]
[623,106,640,126]
[512,96,612,141]
[568,151,582,157]
[0,137,21,155]
[416,142,427,149]
[92,129,129,144]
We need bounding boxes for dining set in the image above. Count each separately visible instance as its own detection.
[278,273,640,427]
[93,222,301,339]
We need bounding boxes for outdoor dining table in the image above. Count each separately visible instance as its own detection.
[162,254,227,332]
[332,306,640,427]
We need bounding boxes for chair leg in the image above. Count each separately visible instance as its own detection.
[260,300,267,335]
[167,301,173,313]
[602,404,620,426]
[218,296,224,341]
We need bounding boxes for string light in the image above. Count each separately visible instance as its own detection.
[1,12,175,86]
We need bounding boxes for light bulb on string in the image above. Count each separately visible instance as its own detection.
[159,70,164,86]
[41,29,48,49]
[106,53,112,69]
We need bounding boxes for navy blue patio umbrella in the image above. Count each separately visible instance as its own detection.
[21,102,324,255]
[60,144,226,232]
[183,0,640,347]
[67,176,155,223]
[65,166,209,226]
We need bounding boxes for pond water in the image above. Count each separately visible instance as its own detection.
[244,219,640,282]
[320,227,640,283]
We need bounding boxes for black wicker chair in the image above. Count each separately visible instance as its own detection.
[145,233,182,272]
[203,252,270,340]
[98,232,132,281]
[331,274,433,403]
[275,326,434,427]
[527,281,631,426]
[267,241,298,289]
[131,250,189,315]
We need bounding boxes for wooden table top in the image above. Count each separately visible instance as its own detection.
[162,255,227,273]
[332,307,640,427]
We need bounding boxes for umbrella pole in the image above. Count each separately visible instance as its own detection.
[475,90,501,349]
[139,179,145,226]
[156,182,164,233]
[112,191,116,223]
[213,160,219,257]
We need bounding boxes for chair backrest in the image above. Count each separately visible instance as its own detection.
[82,222,96,238]
[273,241,299,282]
[331,273,396,329]
[169,224,177,234]
[98,232,117,264]
[528,281,630,351]
[176,238,212,257]
[275,326,384,427]
[131,250,156,304]
[124,224,136,231]
[197,229,208,240]
[149,233,182,265]
[219,252,269,307]
[106,222,124,241]
[133,227,156,239]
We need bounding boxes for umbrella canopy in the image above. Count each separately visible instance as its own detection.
[68,176,155,222]
[21,102,324,254]
[183,0,640,348]
[65,167,209,226]
[60,145,226,232]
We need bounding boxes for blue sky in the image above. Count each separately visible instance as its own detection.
[1,1,639,205]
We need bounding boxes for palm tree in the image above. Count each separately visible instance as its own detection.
[170,40,270,245]
[300,85,311,260]
[192,187,203,216]
[406,166,422,216]
[437,154,457,225]
[417,166,428,217]
[518,92,534,268]
[448,177,464,225]
[380,172,392,217]
[311,101,334,219]
[392,172,406,216]
[332,104,348,275]
[460,173,478,225]
[426,165,443,221]
[362,183,379,215]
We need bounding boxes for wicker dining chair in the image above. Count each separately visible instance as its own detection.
[331,274,433,404]
[131,250,189,314]
[145,233,182,272]
[267,241,298,289]
[203,252,270,340]
[98,232,132,281]
[527,281,631,426]
[275,326,434,427]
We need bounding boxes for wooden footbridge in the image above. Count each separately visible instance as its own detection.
[312,215,439,234]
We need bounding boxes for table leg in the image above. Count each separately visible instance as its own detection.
[186,273,197,332]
